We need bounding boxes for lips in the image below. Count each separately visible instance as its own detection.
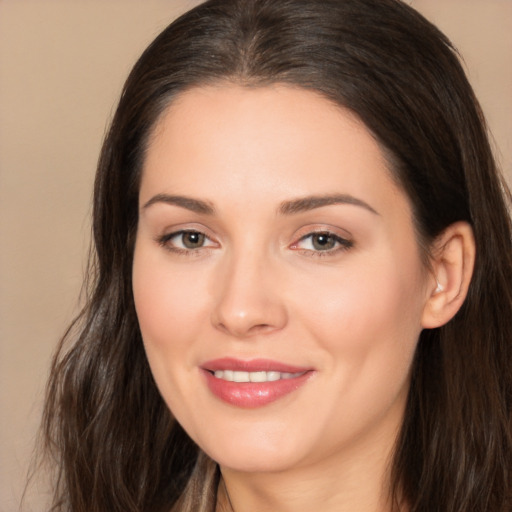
[200,358,314,408]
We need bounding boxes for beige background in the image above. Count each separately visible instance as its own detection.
[0,1,510,510]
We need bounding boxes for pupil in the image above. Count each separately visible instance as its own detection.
[312,233,335,250]
[183,232,204,248]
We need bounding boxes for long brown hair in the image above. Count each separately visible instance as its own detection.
[39,0,512,510]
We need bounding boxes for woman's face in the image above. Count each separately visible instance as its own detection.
[133,85,432,473]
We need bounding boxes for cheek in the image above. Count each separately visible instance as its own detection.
[293,259,425,444]
[295,250,425,384]
[132,244,211,368]
[132,243,216,434]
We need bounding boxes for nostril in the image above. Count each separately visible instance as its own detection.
[249,323,274,334]
[211,283,288,338]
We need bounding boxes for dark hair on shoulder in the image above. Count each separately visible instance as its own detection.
[39,0,512,510]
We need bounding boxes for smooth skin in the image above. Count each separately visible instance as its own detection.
[132,85,475,512]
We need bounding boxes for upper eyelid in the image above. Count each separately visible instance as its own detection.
[292,224,353,241]
[162,228,207,237]
[155,227,211,246]
[158,224,216,239]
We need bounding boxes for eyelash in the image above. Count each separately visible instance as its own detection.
[156,229,354,257]
[156,230,217,256]
[291,231,354,257]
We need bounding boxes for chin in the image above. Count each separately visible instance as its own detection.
[209,446,301,474]
[192,420,314,474]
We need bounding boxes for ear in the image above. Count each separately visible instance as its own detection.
[421,221,475,329]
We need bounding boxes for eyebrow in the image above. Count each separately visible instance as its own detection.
[279,194,379,216]
[142,192,378,216]
[142,194,215,215]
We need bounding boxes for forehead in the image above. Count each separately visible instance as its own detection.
[141,84,407,218]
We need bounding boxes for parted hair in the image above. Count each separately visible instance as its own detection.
[39,0,512,511]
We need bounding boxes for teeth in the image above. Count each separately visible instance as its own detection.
[213,370,304,382]
[249,371,267,382]
[233,371,249,382]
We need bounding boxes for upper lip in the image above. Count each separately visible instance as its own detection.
[201,357,312,373]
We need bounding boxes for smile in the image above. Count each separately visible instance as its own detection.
[212,370,306,382]
[201,358,314,408]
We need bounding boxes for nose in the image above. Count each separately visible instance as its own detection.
[211,250,288,339]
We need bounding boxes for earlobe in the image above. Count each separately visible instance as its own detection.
[421,222,475,329]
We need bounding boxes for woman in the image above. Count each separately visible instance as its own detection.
[40,0,512,510]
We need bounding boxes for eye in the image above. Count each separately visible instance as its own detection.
[158,230,217,252]
[292,231,353,254]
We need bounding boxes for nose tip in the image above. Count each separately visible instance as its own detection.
[214,310,282,338]
[211,259,288,339]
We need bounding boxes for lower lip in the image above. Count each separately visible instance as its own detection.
[201,369,313,408]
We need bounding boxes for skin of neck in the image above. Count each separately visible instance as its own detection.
[215,391,407,512]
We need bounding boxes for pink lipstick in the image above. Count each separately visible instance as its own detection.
[200,358,314,408]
